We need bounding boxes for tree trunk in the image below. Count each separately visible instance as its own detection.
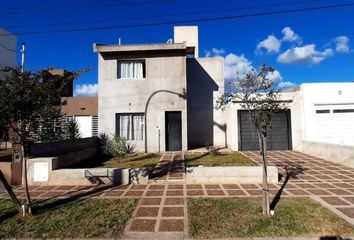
[261,136,270,216]
[0,170,22,212]
[21,145,32,215]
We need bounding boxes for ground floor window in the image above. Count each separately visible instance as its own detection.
[116,113,144,141]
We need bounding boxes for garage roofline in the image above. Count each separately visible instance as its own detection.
[232,100,293,103]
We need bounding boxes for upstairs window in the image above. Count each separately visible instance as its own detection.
[118,60,146,79]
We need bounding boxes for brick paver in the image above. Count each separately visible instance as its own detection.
[149,152,185,183]
[1,150,354,238]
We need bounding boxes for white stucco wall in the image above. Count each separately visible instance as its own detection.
[300,83,354,146]
[0,28,17,67]
[97,50,187,152]
[75,116,93,138]
[174,26,199,57]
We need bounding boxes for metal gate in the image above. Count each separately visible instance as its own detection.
[239,110,292,151]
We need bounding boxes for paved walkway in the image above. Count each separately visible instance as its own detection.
[149,152,185,183]
[1,151,354,238]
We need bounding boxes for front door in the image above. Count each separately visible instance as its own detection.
[165,111,182,151]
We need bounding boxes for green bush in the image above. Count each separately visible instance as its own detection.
[106,135,135,157]
[63,119,81,140]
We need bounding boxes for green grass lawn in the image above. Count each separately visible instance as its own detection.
[185,152,256,167]
[101,153,161,168]
[188,198,354,238]
[0,198,137,238]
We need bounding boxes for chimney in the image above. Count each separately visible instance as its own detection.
[173,26,199,57]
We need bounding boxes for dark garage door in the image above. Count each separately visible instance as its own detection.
[239,110,292,150]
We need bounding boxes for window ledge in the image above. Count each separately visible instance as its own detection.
[117,78,146,81]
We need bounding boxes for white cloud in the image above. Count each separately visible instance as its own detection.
[266,70,282,83]
[205,48,294,90]
[256,27,301,54]
[75,83,98,96]
[277,44,334,65]
[335,36,350,53]
[256,35,281,54]
[224,53,253,82]
[281,27,301,42]
[278,81,295,89]
[205,48,225,57]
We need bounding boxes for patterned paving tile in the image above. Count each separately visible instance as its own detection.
[135,207,159,217]
[164,198,184,205]
[337,207,354,218]
[222,184,240,189]
[187,190,204,196]
[186,184,202,189]
[141,198,162,205]
[124,191,144,197]
[321,197,350,206]
[206,190,225,196]
[162,207,184,217]
[145,190,164,197]
[159,219,184,232]
[129,219,156,232]
[227,190,246,196]
[166,190,183,196]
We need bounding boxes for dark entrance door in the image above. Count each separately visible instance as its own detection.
[239,110,292,150]
[165,111,182,151]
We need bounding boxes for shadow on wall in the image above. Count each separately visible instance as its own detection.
[187,59,219,149]
[214,121,227,148]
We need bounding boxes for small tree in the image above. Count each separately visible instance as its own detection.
[63,118,82,140]
[0,67,86,215]
[218,65,286,216]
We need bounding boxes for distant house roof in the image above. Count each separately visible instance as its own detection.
[61,97,98,116]
[93,42,195,54]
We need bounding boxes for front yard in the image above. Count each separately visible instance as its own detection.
[101,153,161,168]
[185,152,256,167]
[0,198,137,238]
[188,197,354,238]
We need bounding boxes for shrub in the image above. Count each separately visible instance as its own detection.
[98,132,110,155]
[106,135,135,157]
[63,119,81,140]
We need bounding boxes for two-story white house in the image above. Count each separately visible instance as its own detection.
[94,26,225,152]
[94,26,354,168]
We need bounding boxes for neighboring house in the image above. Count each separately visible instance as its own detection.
[226,82,354,167]
[61,96,98,138]
[226,82,354,151]
[94,26,225,152]
[49,69,98,138]
[0,28,17,68]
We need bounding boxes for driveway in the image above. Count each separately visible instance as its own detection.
[243,150,354,223]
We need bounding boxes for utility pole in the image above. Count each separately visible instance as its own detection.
[20,43,25,73]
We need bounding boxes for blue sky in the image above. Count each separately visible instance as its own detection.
[1,0,353,95]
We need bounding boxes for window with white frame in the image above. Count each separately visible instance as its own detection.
[116,113,144,141]
[118,60,146,79]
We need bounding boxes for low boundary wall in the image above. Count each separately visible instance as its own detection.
[186,166,278,184]
[30,137,99,169]
[302,141,354,168]
[27,157,149,186]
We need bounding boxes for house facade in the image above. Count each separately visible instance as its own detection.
[94,26,225,152]
[61,96,98,138]
[94,26,354,167]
